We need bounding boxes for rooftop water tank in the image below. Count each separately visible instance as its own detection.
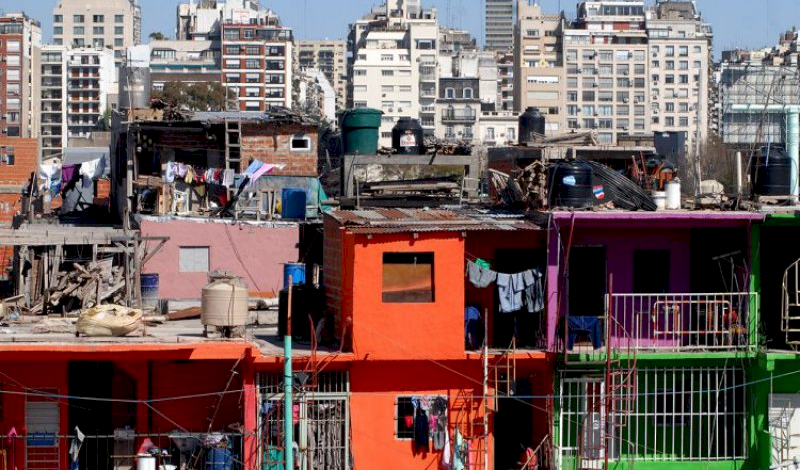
[392,117,425,155]
[549,161,594,209]
[519,107,546,145]
[201,273,249,331]
[341,108,383,155]
[751,146,793,196]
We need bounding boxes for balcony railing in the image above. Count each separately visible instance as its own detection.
[441,110,476,123]
[564,292,755,358]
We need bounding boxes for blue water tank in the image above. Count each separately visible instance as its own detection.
[283,263,306,288]
[204,448,233,470]
[140,273,159,309]
[281,188,306,219]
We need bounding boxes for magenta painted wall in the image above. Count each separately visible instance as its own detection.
[140,218,300,299]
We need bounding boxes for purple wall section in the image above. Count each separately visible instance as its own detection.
[545,211,764,351]
[140,218,300,300]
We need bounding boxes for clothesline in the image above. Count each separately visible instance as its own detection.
[38,157,106,195]
[466,260,545,314]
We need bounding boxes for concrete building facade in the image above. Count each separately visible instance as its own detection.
[52,0,141,64]
[148,39,221,91]
[485,0,515,51]
[348,0,439,146]
[296,40,347,110]
[38,45,68,160]
[0,13,41,139]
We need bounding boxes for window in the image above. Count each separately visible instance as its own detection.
[290,134,312,151]
[115,14,124,23]
[679,46,689,57]
[6,40,19,52]
[463,88,473,99]
[246,46,260,55]
[225,45,239,55]
[54,26,63,35]
[243,29,255,39]
[74,15,85,23]
[382,85,394,93]
[445,88,455,99]
[395,397,415,438]
[382,252,434,303]
[179,247,209,273]
[223,29,240,40]
[73,26,85,35]
[93,26,104,34]
[54,15,63,23]
[665,46,674,56]
[93,38,104,48]
[115,26,124,35]
[245,59,260,69]
[665,75,674,84]
[381,54,392,61]
[93,15,104,23]
[382,70,394,77]
[634,250,670,293]
[485,127,495,140]
[354,69,366,76]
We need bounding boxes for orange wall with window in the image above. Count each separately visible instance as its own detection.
[346,231,466,361]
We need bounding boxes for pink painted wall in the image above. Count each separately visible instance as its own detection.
[141,218,300,299]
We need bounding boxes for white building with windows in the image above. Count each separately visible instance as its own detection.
[348,0,439,147]
[52,0,141,65]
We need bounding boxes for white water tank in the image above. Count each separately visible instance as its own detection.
[665,178,681,210]
[201,274,249,327]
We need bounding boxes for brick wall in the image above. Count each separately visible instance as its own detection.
[0,137,38,279]
[241,123,318,177]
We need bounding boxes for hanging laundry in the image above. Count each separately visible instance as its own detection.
[441,429,452,469]
[452,429,466,470]
[497,273,525,313]
[68,426,85,470]
[184,165,195,184]
[38,163,62,194]
[414,406,430,453]
[466,260,497,288]
[222,169,235,187]
[164,162,176,183]
[248,163,284,188]
[79,157,106,180]
[62,164,79,186]
[524,267,545,313]
[245,159,264,175]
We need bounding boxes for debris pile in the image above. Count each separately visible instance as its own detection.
[41,258,126,315]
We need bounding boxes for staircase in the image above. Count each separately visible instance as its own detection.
[783,257,800,348]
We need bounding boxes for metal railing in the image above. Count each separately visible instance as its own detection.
[608,292,754,351]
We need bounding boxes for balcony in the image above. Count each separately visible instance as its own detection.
[441,110,476,124]
[564,292,755,359]
[419,88,436,98]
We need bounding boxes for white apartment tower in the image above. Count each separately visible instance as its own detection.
[53,0,141,65]
[39,46,116,159]
[0,13,41,139]
[514,1,564,132]
[296,40,348,109]
[485,0,515,51]
[348,0,440,147]
[646,1,712,149]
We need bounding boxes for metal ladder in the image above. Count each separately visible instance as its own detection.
[224,118,242,172]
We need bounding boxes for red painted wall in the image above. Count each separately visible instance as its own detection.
[140,218,300,299]
[348,231,466,360]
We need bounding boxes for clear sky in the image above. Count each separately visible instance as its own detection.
[1,0,799,56]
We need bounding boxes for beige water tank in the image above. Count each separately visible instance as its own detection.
[201,274,249,327]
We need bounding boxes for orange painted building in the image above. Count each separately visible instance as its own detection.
[322,209,556,470]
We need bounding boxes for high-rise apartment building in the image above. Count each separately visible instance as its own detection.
[0,13,41,139]
[513,1,563,130]
[38,46,116,160]
[348,0,440,146]
[149,40,221,91]
[296,40,347,109]
[176,0,293,111]
[485,0,515,51]
[52,0,141,65]
[647,1,712,148]
[514,0,711,147]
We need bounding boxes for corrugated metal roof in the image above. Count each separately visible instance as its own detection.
[327,208,540,234]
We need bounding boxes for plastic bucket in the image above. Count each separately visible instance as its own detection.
[284,263,306,288]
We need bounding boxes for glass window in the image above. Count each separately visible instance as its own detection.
[93,15,104,23]
[93,26,104,34]
[382,253,434,303]
[115,14,124,23]
[73,26,85,35]
[54,26,63,35]
[115,26,124,35]
[54,15,63,23]
[245,59,260,69]
[74,15,84,23]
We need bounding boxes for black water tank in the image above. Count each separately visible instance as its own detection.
[392,117,425,154]
[653,131,687,164]
[519,107,546,144]
[750,146,792,196]
[549,161,594,208]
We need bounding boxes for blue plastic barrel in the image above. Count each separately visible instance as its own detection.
[281,188,306,219]
[284,263,306,288]
[204,448,233,470]
[140,273,159,309]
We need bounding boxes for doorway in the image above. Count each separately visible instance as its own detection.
[567,247,607,316]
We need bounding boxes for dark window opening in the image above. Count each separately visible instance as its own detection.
[382,252,434,303]
[634,250,670,293]
[395,397,414,439]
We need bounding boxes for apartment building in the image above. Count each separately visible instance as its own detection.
[52,0,141,64]
[149,40,221,91]
[174,0,293,111]
[436,51,498,142]
[513,1,564,133]
[496,51,515,111]
[38,46,68,160]
[485,0,515,51]
[0,13,41,139]
[647,1,712,149]
[348,0,439,146]
[296,40,347,109]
